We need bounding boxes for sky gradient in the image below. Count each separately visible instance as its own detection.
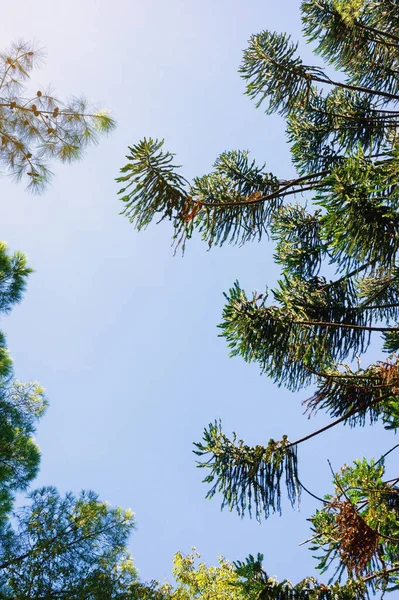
[1,0,396,586]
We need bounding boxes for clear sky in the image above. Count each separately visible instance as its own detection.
[0,0,396,587]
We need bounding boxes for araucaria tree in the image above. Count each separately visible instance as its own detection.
[0,40,115,191]
[118,1,399,597]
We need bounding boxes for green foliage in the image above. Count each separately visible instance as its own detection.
[240,31,322,117]
[135,551,368,600]
[0,241,32,314]
[317,150,399,269]
[271,205,326,278]
[190,150,280,247]
[117,143,281,250]
[301,0,399,94]
[0,486,137,599]
[234,553,366,599]
[0,40,115,192]
[304,358,399,427]
[194,421,299,521]
[0,241,45,521]
[132,549,245,600]
[139,550,368,600]
[0,380,47,522]
[118,138,189,239]
[0,242,32,380]
[170,549,243,600]
[218,277,392,391]
[287,89,394,174]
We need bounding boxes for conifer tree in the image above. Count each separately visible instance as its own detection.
[0,379,46,524]
[0,40,115,192]
[0,242,46,522]
[117,0,399,596]
[0,487,137,599]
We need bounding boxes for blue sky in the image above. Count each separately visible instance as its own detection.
[1,0,396,586]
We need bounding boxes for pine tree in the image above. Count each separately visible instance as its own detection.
[0,40,115,192]
[0,379,47,523]
[117,0,399,596]
[0,486,137,599]
[0,241,47,522]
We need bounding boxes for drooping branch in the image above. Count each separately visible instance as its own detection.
[194,421,300,521]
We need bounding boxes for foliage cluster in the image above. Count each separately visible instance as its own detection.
[0,40,115,192]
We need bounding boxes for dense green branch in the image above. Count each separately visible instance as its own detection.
[200,171,328,209]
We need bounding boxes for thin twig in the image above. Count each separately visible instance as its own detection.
[297,478,325,503]
[375,444,399,467]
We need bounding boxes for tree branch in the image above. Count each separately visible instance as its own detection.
[296,319,399,332]
[354,20,399,45]
[311,73,399,103]
[363,564,399,583]
[288,395,391,450]
[375,444,399,467]
[200,171,328,209]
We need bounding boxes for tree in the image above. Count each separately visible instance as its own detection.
[0,241,46,522]
[0,40,115,192]
[132,549,245,600]
[117,0,399,596]
[0,379,46,524]
[0,486,137,599]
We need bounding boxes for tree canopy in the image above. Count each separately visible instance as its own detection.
[136,549,245,600]
[0,487,137,599]
[0,241,45,522]
[0,40,115,192]
[117,0,399,596]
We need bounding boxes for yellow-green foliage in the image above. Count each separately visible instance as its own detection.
[333,0,365,24]
[159,550,244,600]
